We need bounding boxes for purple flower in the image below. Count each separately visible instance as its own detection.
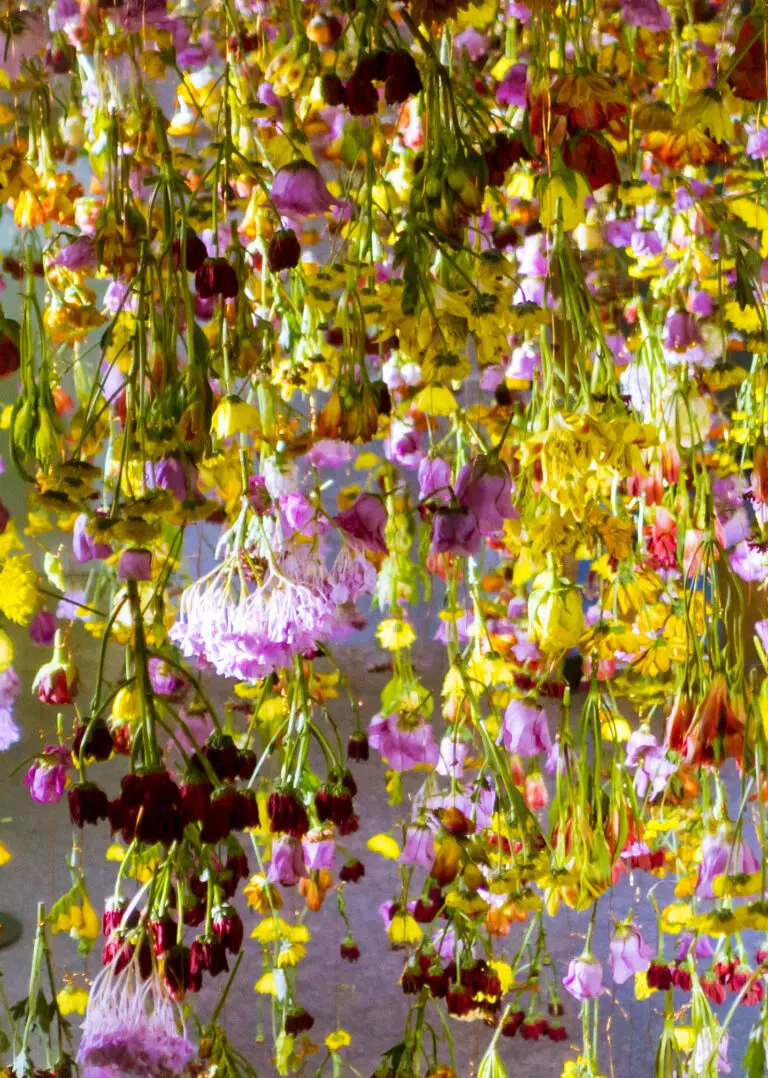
[368,713,439,772]
[675,932,715,961]
[118,548,152,581]
[148,658,186,699]
[430,507,481,557]
[335,493,388,553]
[54,237,96,272]
[29,609,57,646]
[268,836,308,885]
[631,229,663,258]
[501,699,551,757]
[609,922,653,985]
[455,457,514,535]
[303,831,336,871]
[621,0,671,30]
[306,440,355,468]
[690,290,714,317]
[0,707,20,752]
[695,827,760,899]
[562,955,606,1000]
[271,161,340,220]
[385,418,424,469]
[730,540,768,583]
[664,310,701,352]
[455,26,487,60]
[497,62,527,107]
[0,11,48,79]
[24,745,72,804]
[756,619,768,656]
[400,825,436,869]
[418,457,452,504]
[436,735,469,778]
[144,456,199,502]
[747,127,768,159]
[72,514,111,564]
[605,219,634,247]
[281,491,327,538]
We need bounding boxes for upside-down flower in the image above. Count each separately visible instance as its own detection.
[368,713,439,771]
[0,554,38,625]
[78,960,195,1078]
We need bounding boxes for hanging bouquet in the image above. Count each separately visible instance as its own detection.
[2,0,768,1075]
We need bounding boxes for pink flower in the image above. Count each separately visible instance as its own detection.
[562,955,606,1000]
[303,831,336,871]
[621,0,671,31]
[24,745,72,804]
[430,507,481,557]
[418,457,451,504]
[609,922,653,985]
[0,11,48,80]
[436,735,469,778]
[400,825,435,868]
[368,713,439,772]
[335,493,388,553]
[267,836,308,885]
[271,161,340,220]
[501,699,552,757]
[497,63,527,107]
[455,457,515,535]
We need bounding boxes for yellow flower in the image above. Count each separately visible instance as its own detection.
[634,970,656,1000]
[0,555,38,624]
[0,842,11,866]
[325,1030,352,1052]
[277,941,307,967]
[411,385,458,416]
[674,1027,696,1052]
[252,916,293,943]
[255,972,278,995]
[57,983,89,1015]
[387,913,423,946]
[537,169,590,232]
[675,88,737,142]
[211,396,261,439]
[367,833,401,860]
[528,569,584,655]
[0,631,14,671]
[376,618,416,651]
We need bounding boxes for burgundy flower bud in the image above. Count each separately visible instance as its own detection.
[346,74,379,116]
[163,944,195,1000]
[646,960,673,991]
[149,916,177,957]
[284,1009,315,1035]
[744,978,764,1005]
[102,897,128,938]
[267,229,301,273]
[547,1023,568,1042]
[413,887,442,923]
[68,782,109,827]
[183,899,206,928]
[729,965,751,993]
[714,959,734,984]
[0,330,20,377]
[757,947,768,964]
[212,904,243,954]
[268,789,309,837]
[501,1010,526,1037]
[701,973,727,1004]
[340,937,360,962]
[446,988,473,1017]
[190,936,229,977]
[670,965,692,992]
[180,779,213,824]
[520,1018,548,1041]
[201,733,241,782]
[226,851,250,882]
[232,790,261,831]
[347,731,369,762]
[102,935,134,973]
[321,73,346,107]
[401,966,423,995]
[117,770,184,846]
[237,749,257,780]
[339,858,365,883]
[195,257,239,300]
[73,718,114,762]
[172,230,207,273]
[200,788,235,844]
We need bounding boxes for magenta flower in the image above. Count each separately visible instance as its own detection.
[72,513,111,564]
[24,745,72,804]
[400,825,436,869]
[144,456,199,502]
[455,457,514,535]
[271,161,340,219]
[335,493,388,553]
[621,0,671,31]
[281,492,328,538]
[501,699,552,757]
[29,609,57,646]
[608,922,653,985]
[695,827,760,899]
[267,836,309,885]
[562,955,606,1000]
[118,548,153,581]
[497,62,527,107]
[368,713,439,772]
[430,507,481,557]
[303,831,336,871]
[0,11,48,79]
[664,310,701,352]
[418,457,452,504]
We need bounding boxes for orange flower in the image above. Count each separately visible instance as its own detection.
[682,674,745,767]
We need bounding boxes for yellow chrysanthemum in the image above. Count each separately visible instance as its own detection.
[325,1030,352,1052]
[0,555,38,625]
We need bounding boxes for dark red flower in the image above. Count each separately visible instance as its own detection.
[68,782,109,827]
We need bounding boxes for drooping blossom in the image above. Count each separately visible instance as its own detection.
[695,827,760,899]
[335,493,388,553]
[501,699,552,757]
[271,161,340,220]
[368,713,439,772]
[562,955,606,1000]
[400,825,436,869]
[268,836,308,886]
[24,745,72,804]
[608,922,653,984]
[455,457,515,534]
[430,507,481,557]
